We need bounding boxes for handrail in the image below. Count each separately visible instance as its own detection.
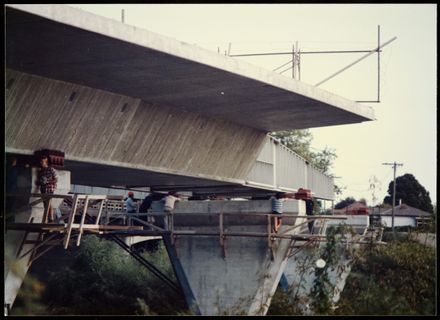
[267,135,333,179]
[10,193,355,248]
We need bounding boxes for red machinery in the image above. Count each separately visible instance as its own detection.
[294,188,312,200]
[34,149,65,167]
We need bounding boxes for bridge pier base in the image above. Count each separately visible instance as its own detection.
[4,168,70,312]
[158,200,306,315]
[282,215,369,314]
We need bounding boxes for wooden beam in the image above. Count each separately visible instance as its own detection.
[7,223,144,232]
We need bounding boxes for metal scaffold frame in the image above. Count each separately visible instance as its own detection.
[5,192,381,262]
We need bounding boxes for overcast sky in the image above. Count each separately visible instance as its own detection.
[71,4,437,206]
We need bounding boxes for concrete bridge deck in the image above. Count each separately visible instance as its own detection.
[6,4,374,132]
[6,4,370,199]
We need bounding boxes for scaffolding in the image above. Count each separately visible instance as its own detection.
[6,193,376,263]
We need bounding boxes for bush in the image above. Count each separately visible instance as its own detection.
[335,239,436,315]
[267,286,304,316]
[42,235,187,315]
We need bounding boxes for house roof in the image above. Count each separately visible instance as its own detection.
[376,204,431,217]
[333,201,369,214]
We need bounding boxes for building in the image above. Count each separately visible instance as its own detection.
[333,201,369,215]
[370,204,432,228]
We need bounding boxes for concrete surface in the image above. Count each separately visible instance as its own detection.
[313,214,370,235]
[4,168,71,310]
[5,69,266,184]
[283,239,357,314]
[283,216,369,314]
[153,200,306,315]
[6,4,375,132]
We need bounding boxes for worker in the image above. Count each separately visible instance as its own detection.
[36,155,58,223]
[271,192,295,232]
[160,191,181,230]
[125,191,138,213]
[305,198,315,232]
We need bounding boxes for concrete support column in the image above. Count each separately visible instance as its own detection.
[282,215,369,314]
[155,200,306,315]
[282,241,354,314]
[4,167,70,312]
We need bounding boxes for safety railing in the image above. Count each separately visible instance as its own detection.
[7,193,360,259]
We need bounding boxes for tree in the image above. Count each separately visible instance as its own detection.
[270,129,337,175]
[383,173,433,213]
[336,240,436,315]
[271,129,313,160]
[334,197,356,210]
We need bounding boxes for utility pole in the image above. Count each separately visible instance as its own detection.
[292,44,295,79]
[382,162,403,236]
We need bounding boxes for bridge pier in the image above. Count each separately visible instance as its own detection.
[155,200,306,315]
[4,167,70,312]
[282,215,369,314]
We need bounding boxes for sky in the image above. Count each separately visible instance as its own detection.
[71,4,437,207]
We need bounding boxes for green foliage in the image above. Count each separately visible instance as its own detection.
[334,184,345,196]
[268,224,356,316]
[310,224,351,314]
[42,236,187,315]
[383,173,433,213]
[311,147,337,175]
[334,197,356,209]
[312,199,321,215]
[335,239,436,315]
[427,205,436,232]
[271,129,314,160]
[267,286,304,315]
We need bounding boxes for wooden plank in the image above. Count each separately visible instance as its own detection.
[8,222,143,231]
[64,194,79,249]
[95,200,105,225]
[69,224,143,230]
[76,196,90,246]
[8,223,65,232]
[75,194,107,200]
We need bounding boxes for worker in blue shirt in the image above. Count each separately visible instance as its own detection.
[125,191,138,214]
[271,192,295,232]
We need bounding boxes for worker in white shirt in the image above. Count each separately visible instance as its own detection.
[163,191,181,213]
[161,191,181,230]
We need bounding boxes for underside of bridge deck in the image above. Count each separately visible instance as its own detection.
[6,4,375,133]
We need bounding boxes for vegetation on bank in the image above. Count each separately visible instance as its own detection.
[11,236,187,315]
[268,234,436,316]
[10,232,436,316]
[336,237,436,315]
